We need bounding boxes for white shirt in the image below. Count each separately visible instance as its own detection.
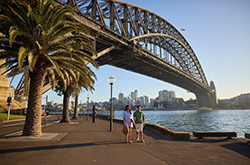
[123,111,132,120]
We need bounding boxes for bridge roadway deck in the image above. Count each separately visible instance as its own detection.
[0,116,249,165]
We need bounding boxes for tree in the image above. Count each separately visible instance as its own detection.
[0,0,98,136]
[55,72,96,122]
[72,85,81,119]
[54,66,96,123]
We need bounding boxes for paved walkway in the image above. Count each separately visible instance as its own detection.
[0,116,249,165]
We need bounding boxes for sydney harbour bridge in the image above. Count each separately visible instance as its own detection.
[1,0,218,109]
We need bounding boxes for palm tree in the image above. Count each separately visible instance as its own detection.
[55,68,96,123]
[72,85,81,119]
[71,73,94,120]
[0,0,98,136]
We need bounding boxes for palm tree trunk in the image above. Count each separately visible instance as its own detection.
[72,93,79,119]
[61,88,71,122]
[22,67,46,137]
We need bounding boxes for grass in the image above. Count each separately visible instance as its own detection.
[0,112,26,121]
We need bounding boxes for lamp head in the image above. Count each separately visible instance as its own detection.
[108,76,116,85]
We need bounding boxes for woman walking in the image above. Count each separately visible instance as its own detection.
[123,105,135,143]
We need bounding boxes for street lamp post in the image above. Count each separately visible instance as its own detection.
[87,94,89,121]
[108,76,116,131]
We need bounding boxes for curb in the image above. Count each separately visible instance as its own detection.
[1,115,57,124]
[1,117,25,123]
[97,114,190,140]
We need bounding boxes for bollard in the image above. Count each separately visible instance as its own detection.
[92,105,95,123]
[44,113,47,127]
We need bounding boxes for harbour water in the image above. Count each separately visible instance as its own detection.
[113,109,250,137]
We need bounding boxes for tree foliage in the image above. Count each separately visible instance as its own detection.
[0,0,98,136]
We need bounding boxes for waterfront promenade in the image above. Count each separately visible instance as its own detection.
[0,116,249,165]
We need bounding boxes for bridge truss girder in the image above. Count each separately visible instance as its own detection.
[54,1,217,107]
[66,0,208,85]
[95,45,213,107]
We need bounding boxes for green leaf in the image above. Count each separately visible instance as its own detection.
[35,41,43,50]
[47,68,56,89]
[0,14,11,24]
[27,4,32,17]
[9,26,21,45]
[7,2,26,24]
[28,53,39,72]
[45,54,63,78]
[18,47,29,69]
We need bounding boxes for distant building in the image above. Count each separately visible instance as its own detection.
[159,90,176,103]
[131,91,135,100]
[112,98,118,105]
[169,91,176,103]
[144,96,149,105]
[135,90,138,100]
[234,93,250,105]
[139,96,149,105]
[118,93,124,103]
[176,98,185,106]
[123,97,129,105]
[139,96,144,105]
[130,90,138,102]
[47,101,54,107]
[159,90,169,102]
[150,98,154,105]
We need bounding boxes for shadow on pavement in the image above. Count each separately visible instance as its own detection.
[220,143,250,159]
[0,140,125,154]
[144,127,238,144]
[143,127,173,141]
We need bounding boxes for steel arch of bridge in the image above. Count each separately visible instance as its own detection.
[59,0,208,85]
[56,0,216,107]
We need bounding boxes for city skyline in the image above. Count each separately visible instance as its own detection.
[8,0,250,104]
[44,88,185,106]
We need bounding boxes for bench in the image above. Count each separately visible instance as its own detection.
[193,131,237,139]
[245,133,250,139]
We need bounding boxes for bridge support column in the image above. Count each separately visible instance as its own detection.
[195,92,212,108]
[195,81,218,108]
[210,81,218,107]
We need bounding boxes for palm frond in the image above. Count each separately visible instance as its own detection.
[9,26,21,45]
[18,47,29,69]
[28,53,39,72]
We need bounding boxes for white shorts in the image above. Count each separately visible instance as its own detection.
[135,124,143,132]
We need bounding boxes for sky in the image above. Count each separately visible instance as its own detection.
[9,0,250,104]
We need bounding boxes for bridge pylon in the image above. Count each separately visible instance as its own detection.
[195,81,218,108]
[210,81,218,107]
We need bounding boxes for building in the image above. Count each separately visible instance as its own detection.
[169,91,176,103]
[135,90,138,100]
[47,101,54,107]
[130,90,138,101]
[150,98,154,105]
[158,90,176,103]
[112,98,118,105]
[130,91,135,100]
[123,97,129,105]
[159,90,169,102]
[118,93,124,103]
[144,96,149,105]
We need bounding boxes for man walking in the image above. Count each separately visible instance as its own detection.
[133,105,145,142]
